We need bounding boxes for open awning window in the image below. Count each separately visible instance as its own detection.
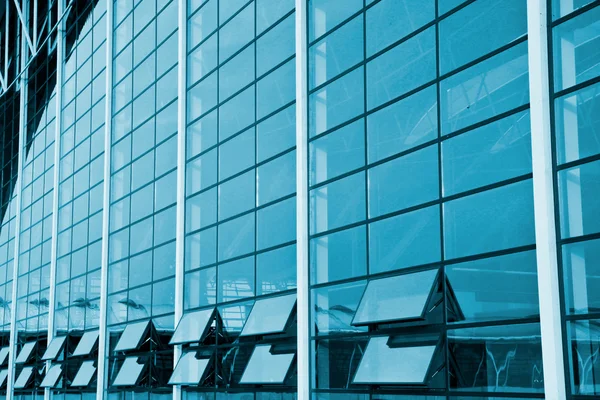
[112,356,146,387]
[14,366,34,389]
[239,345,294,384]
[0,369,8,387]
[15,342,36,364]
[114,321,150,352]
[168,352,210,385]
[0,348,9,366]
[42,336,67,361]
[40,365,63,388]
[170,308,215,345]
[352,336,436,385]
[72,330,99,357]
[352,269,439,326]
[71,360,96,387]
[241,294,296,337]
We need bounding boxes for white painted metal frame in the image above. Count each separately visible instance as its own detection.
[295,0,309,398]
[527,0,568,398]
[96,0,114,396]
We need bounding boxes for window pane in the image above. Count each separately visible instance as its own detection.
[441,42,529,135]
[71,360,96,387]
[312,281,368,335]
[444,180,535,259]
[554,81,600,165]
[309,172,366,235]
[439,0,527,75]
[367,27,436,110]
[368,145,438,218]
[187,0,217,51]
[187,72,218,123]
[218,3,253,62]
[114,320,149,351]
[40,365,63,388]
[568,319,600,395]
[562,238,600,315]
[169,352,210,385]
[42,336,67,360]
[72,330,99,356]
[257,197,296,250]
[15,342,36,364]
[309,120,365,186]
[219,86,255,140]
[558,160,600,238]
[369,206,441,274]
[353,269,439,325]
[218,256,255,302]
[219,127,255,180]
[239,345,295,384]
[219,45,255,101]
[241,293,296,336]
[14,366,34,389]
[219,171,255,220]
[0,348,9,365]
[257,59,295,119]
[309,16,363,89]
[442,110,532,196]
[552,0,596,19]
[218,213,255,261]
[112,356,145,386]
[308,0,363,41]
[257,104,295,162]
[553,6,600,91]
[257,14,295,76]
[367,85,438,163]
[257,0,294,34]
[170,308,215,344]
[257,151,295,205]
[256,244,297,295]
[310,225,367,285]
[446,250,539,322]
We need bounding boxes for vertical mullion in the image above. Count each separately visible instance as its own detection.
[6,0,29,397]
[173,0,187,397]
[295,0,309,399]
[527,0,567,398]
[96,0,114,397]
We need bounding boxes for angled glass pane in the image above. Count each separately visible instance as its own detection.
[0,348,8,366]
[353,269,439,326]
[170,308,215,344]
[114,320,150,352]
[313,281,368,335]
[352,337,436,384]
[14,366,34,389]
[112,356,146,386]
[72,330,100,356]
[40,365,63,388]
[15,342,36,364]
[168,352,210,385]
[71,360,96,387]
[0,369,7,387]
[239,345,295,384]
[42,336,67,361]
[241,293,296,336]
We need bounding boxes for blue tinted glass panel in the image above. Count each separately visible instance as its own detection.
[256,244,297,295]
[312,281,367,335]
[438,0,467,15]
[366,0,434,57]
[310,225,367,285]
[188,0,217,51]
[185,227,217,270]
[444,179,535,259]
[257,0,294,34]
[552,0,596,19]
[439,0,527,75]
[218,213,255,261]
[188,34,218,87]
[369,206,441,274]
[309,67,364,137]
[218,256,255,303]
[186,188,217,232]
[186,148,217,196]
[257,151,295,205]
[257,59,295,119]
[441,42,529,135]
[219,3,254,62]
[309,16,363,89]
[219,171,255,220]
[309,120,365,186]
[442,110,532,196]
[219,86,255,140]
[562,238,600,315]
[257,104,295,162]
[257,197,296,250]
[187,73,218,123]
[553,6,600,91]
[367,85,437,163]
[219,45,255,101]
[367,27,436,110]
[257,14,295,76]
[309,172,366,235]
[308,0,363,41]
[219,128,255,180]
[558,160,600,238]
[368,145,439,218]
[555,80,600,165]
[567,319,600,395]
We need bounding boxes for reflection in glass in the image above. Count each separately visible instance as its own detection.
[239,345,295,384]
[71,360,97,387]
[562,238,600,315]
[169,352,210,385]
[114,320,150,351]
[313,281,367,335]
[241,293,296,336]
[170,308,215,344]
[568,319,600,395]
[558,160,600,238]
[315,338,368,389]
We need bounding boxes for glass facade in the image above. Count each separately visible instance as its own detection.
[0,0,596,399]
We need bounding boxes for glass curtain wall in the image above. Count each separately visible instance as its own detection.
[307,0,543,398]
[182,0,297,398]
[550,0,600,397]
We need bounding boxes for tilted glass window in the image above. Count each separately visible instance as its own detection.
[170,308,215,345]
[352,336,436,384]
[71,360,97,387]
[239,345,295,384]
[0,348,8,366]
[114,320,151,352]
[15,342,36,364]
[241,293,296,336]
[42,336,67,361]
[72,330,100,357]
[352,268,439,326]
[168,352,210,385]
[0,369,7,387]
[14,366,34,389]
[40,365,63,388]
[112,356,146,386]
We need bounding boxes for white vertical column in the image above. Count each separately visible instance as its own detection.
[96,0,114,397]
[527,0,568,398]
[45,0,64,398]
[295,0,309,399]
[7,0,29,397]
[173,0,187,398]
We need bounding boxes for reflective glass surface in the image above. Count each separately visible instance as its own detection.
[114,320,149,351]
[0,348,8,366]
[14,366,34,389]
[558,160,600,238]
[42,335,67,360]
[40,364,63,388]
[170,308,215,344]
[239,345,295,384]
[72,330,100,356]
[71,360,97,387]
[112,356,145,386]
[169,352,210,385]
[15,342,36,364]
[241,293,296,336]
